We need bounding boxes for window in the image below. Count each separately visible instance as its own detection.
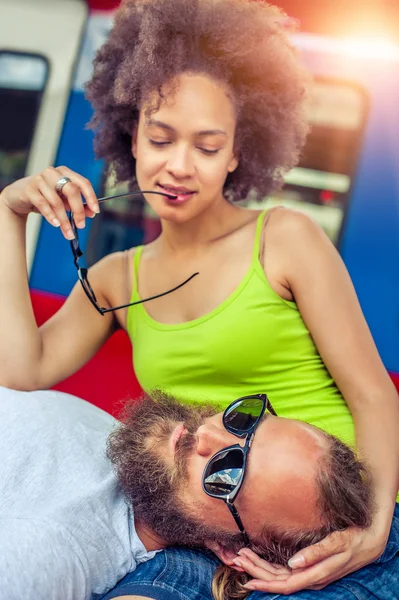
[0,52,49,192]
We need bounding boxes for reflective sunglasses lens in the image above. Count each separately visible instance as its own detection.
[224,398,264,433]
[203,448,244,497]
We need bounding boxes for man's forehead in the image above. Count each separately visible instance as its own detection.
[243,417,327,493]
[255,415,326,447]
[239,417,326,532]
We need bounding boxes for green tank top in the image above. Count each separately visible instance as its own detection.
[127,211,355,446]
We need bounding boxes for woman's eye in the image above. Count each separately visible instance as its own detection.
[149,140,170,147]
[149,139,219,155]
[199,148,220,155]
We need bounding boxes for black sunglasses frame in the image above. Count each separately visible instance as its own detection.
[68,190,199,315]
[202,393,277,544]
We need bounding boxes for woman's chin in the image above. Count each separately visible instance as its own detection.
[150,203,200,224]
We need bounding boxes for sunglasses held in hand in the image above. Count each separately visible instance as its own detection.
[68,190,199,315]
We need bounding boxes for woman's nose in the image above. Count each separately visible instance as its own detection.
[166,144,195,178]
[195,424,236,458]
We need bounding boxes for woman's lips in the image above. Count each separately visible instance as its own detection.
[159,185,196,204]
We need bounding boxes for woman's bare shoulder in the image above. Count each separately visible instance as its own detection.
[93,246,141,278]
[261,206,328,301]
[91,248,141,327]
[264,205,329,256]
[265,205,320,234]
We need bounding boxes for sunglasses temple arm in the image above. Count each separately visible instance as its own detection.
[98,272,200,314]
[67,191,177,210]
[226,502,250,545]
[267,400,278,416]
[96,190,177,204]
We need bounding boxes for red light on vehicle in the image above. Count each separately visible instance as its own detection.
[320,190,334,203]
[87,0,121,10]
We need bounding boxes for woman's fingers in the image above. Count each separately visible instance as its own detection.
[288,529,348,570]
[1,166,98,234]
[232,554,290,581]
[36,174,74,239]
[85,206,96,218]
[25,185,61,228]
[231,565,246,573]
[58,166,100,215]
[238,548,290,575]
[243,553,349,594]
[54,173,86,231]
[35,166,99,239]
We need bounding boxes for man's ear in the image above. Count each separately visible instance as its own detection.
[131,122,138,158]
[205,541,241,566]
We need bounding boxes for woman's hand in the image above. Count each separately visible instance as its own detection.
[1,166,99,239]
[233,525,389,594]
[232,549,291,583]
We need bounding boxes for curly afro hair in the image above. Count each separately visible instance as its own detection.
[86,0,310,201]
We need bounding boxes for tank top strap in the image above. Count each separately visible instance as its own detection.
[252,210,268,262]
[132,245,143,297]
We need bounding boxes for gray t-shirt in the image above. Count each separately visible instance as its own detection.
[0,386,155,600]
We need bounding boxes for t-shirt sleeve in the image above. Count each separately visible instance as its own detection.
[0,518,89,600]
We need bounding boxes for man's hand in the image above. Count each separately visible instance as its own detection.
[233,526,388,594]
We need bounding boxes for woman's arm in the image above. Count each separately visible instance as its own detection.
[252,208,399,593]
[279,211,399,523]
[0,169,120,391]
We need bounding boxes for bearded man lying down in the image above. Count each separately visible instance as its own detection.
[2,387,393,600]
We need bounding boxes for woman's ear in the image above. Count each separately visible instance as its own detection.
[131,122,138,158]
[227,150,239,173]
[205,541,245,571]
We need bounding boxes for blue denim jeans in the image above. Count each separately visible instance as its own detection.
[100,503,399,600]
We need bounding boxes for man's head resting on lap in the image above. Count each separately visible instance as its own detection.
[108,392,373,576]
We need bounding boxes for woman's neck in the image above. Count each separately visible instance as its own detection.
[158,197,245,255]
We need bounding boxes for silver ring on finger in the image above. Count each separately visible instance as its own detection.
[55,176,72,194]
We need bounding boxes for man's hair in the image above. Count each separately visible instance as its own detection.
[85,0,310,201]
[212,433,374,600]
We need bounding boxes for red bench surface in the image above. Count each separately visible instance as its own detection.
[31,290,142,416]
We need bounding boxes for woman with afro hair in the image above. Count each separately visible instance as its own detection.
[0,0,398,598]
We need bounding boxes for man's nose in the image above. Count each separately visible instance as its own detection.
[166,144,195,178]
[195,424,236,458]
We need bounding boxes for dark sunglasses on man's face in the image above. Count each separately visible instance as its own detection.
[202,393,277,545]
[69,190,199,315]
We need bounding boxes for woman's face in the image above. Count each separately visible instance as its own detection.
[132,72,239,223]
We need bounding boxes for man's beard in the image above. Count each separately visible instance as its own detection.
[107,392,244,550]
